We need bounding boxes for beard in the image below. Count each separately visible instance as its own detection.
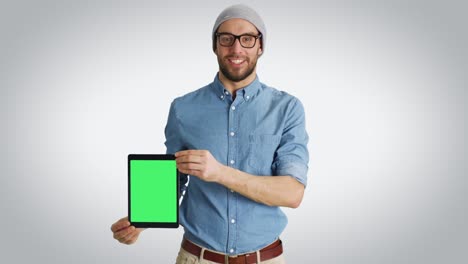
[217,55,258,82]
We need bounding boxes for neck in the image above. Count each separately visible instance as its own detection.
[218,71,257,96]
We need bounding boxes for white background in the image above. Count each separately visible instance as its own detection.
[1,0,467,263]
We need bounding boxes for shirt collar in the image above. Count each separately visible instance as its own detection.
[212,73,261,102]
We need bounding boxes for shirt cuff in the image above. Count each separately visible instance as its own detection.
[275,161,308,187]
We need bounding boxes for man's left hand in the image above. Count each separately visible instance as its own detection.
[175,150,224,182]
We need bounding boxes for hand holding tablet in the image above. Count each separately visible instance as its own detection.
[128,154,179,228]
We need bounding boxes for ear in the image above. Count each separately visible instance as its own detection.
[258,48,263,56]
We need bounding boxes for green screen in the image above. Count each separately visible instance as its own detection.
[130,160,177,222]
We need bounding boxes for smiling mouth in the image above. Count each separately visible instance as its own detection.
[228,58,245,65]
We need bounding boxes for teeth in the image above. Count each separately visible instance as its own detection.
[230,59,244,64]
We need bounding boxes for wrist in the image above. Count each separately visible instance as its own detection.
[216,164,232,185]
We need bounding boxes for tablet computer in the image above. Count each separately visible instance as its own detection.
[128,154,179,228]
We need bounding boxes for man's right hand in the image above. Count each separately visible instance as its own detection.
[111,216,145,245]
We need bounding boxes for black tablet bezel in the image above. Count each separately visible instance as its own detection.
[128,154,179,228]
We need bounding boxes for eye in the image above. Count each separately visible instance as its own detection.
[241,35,254,42]
[220,35,234,43]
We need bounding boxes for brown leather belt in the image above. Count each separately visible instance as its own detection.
[181,239,283,264]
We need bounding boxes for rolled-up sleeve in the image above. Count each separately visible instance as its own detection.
[164,100,183,154]
[272,98,309,187]
[164,100,189,192]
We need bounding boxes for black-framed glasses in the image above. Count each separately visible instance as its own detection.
[215,32,262,48]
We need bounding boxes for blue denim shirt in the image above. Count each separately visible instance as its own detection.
[164,74,309,255]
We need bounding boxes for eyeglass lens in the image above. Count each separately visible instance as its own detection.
[218,33,259,48]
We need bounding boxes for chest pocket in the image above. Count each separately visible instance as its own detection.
[248,134,282,172]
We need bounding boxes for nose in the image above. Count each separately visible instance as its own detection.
[230,38,244,53]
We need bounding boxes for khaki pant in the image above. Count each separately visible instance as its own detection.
[175,247,286,264]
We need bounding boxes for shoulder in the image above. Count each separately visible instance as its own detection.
[259,82,302,109]
[171,84,213,108]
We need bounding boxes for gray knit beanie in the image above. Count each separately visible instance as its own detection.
[212,4,266,53]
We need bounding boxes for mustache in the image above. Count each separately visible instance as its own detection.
[224,55,247,60]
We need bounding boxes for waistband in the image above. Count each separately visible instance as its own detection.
[181,238,283,264]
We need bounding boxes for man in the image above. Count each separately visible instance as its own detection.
[111,4,309,264]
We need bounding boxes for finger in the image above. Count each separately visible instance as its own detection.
[115,227,135,243]
[175,149,206,157]
[178,168,203,179]
[119,227,138,244]
[121,229,141,245]
[111,218,130,233]
[111,217,130,232]
[177,165,197,174]
[176,155,204,164]
[175,150,191,157]
[114,226,135,241]
[177,163,204,172]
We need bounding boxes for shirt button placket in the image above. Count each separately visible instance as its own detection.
[227,101,238,255]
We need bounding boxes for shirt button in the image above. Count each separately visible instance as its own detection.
[230,132,235,136]
[225,91,229,95]
[230,189,234,193]
[231,219,236,224]
[231,106,236,111]
[230,160,235,164]
[230,249,234,253]
[220,95,224,99]
[246,95,250,100]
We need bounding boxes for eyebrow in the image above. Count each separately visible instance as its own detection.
[218,31,260,36]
